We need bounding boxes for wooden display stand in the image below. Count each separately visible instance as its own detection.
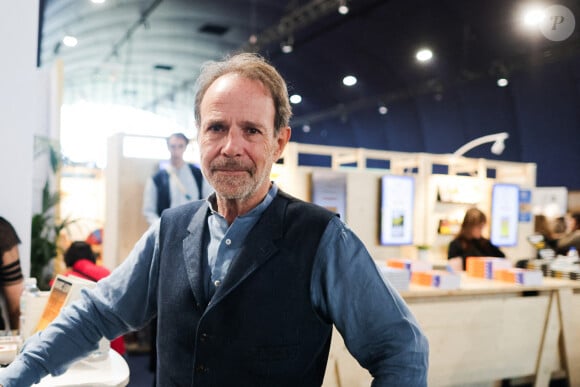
[278,143,537,262]
[322,276,580,387]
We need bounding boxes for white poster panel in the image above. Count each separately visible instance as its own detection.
[491,183,520,247]
[311,170,347,221]
[380,175,414,245]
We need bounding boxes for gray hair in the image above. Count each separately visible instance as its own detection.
[194,52,292,135]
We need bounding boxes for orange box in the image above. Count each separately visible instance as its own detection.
[466,257,511,279]
[411,270,461,289]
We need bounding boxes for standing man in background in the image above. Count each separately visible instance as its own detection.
[141,132,212,383]
[142,132,213,225]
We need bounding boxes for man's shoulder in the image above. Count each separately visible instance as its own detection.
[275,190,337,220]
[164,200,206,215]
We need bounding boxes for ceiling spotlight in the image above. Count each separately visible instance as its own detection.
[91,0,106,3]
[490,137,506,155]
[290,94,302,104]
[248,34,258,44]
[522,6,546,28]
[378,105,388,115]
[342,75,357,86]
[497,78,509,87]
[415,48,433,62]
[62,35,78,47]
[302,124,311,133]
[338,0,349,15]
[280,36,294,54]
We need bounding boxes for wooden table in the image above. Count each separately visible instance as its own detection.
[323,275,580,387]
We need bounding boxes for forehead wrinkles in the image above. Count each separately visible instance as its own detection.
[200,76,275,128]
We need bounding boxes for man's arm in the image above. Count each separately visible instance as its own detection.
[0,225,160,386]
[311,217,429,386]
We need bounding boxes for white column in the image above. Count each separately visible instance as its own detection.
[0,1,41,276]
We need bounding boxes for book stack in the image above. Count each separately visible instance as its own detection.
[547,257,580,280]
[494,268,543,285]
[466,257,511,279]
[375,263,410,291]
[411,270,461,290]
[526,259,552,277]
[386,258,432,280]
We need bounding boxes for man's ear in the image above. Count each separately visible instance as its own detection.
[275,126,291,159]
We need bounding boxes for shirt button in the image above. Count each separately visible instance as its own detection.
[225,238,232,245]
[214,280,221,287]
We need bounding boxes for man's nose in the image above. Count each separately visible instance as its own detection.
[222,129,243,156]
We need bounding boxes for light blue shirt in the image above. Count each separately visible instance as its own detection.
[0,183,428,386]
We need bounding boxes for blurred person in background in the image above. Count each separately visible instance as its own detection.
[448,207,505,269]
[0,217,24,330]
[556,212,580,255]
[142,132,213,226]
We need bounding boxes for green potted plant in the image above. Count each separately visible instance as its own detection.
[30,136,74,290]
[416,245,430,261]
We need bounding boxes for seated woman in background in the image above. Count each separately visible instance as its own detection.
[448,208,505,270]
[55,241,126,356]
[0,217,24,330]
[533,214,560,251]
[556,212,580,254]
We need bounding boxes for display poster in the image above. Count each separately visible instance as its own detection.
[519,189,532,223]
[490,183,519,247]
[380,175,414,245]
[311,170,347,221]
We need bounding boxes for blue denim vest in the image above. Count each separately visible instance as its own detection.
[155,191,334,386]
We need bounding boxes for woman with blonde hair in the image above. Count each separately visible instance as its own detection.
[448,207,505,269]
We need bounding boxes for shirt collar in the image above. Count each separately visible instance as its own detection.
[207,182,279,219]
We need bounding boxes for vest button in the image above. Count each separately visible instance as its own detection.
[225,238,232,245]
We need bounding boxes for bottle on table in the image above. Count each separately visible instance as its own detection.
[19,277,40,339]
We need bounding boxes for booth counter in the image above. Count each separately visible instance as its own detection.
[323,275,580,387]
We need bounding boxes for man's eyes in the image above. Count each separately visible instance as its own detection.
[207,124,224,132]
[245,127,261,135]
[206,125,262,135]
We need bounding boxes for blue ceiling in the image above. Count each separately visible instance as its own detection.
[39,0,580,188]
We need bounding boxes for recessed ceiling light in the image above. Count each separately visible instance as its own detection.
[338,0,349,14]
[62,35,78,47]
[290,94,302,104]
[416,48,433,62]
[281,43,293,54]
[343,75,357,86]
[522,7,546,27]
[497,78,509,87]
[378,105,388,115]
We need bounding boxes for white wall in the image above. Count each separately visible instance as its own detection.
[0,2,41,276]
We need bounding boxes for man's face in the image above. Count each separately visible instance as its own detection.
[167,135,188,161]
[198,73,290,201]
